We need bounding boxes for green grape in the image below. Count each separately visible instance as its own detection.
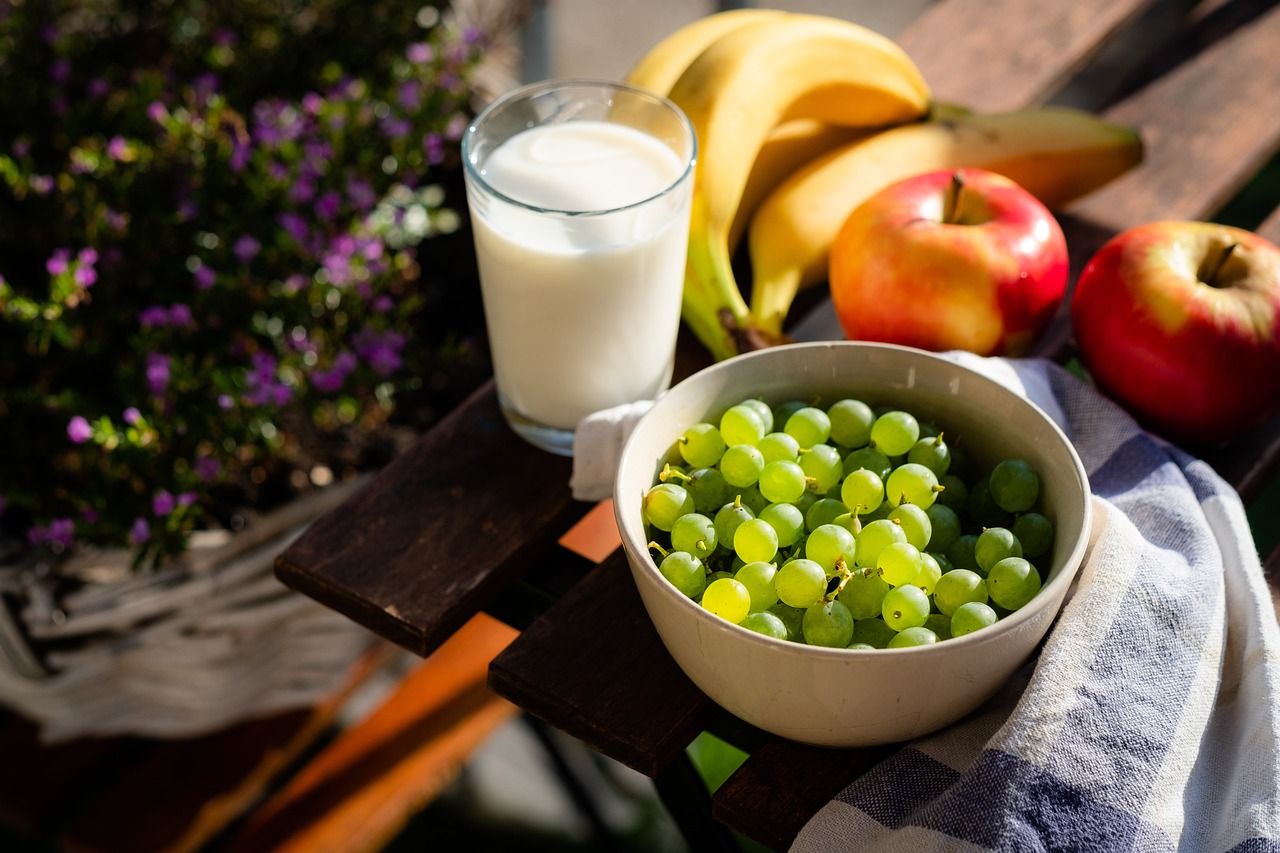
[841,468,885,515]
[828,399,874,448]
[775,559,827,609]
[784,407,832,449]
[987,557,1041,610]
[951,601,999,637]
[759,503,805,548]
[708,570,735,584]
[735,561,779,612]
[854,518,907,568]
[686,468,730,514]
[990,459,1040,513]
[805,498,847,532]
[772,400,808,430]
[889,626,938,648]
[888,504,931,549]
[843,447,892,481]
[832,512,862,535]
[886,463,941,508]
[713,499,754,547]
[947,533,981,574]
[720,444,765,488]
[799,444,843,493]
[671,513,717,559]
[758,431,801,464]
[803,600,855,647]
[805,523,857,572]
[642,484,695,531]
[679,423,726,468]
[924,504,961,552]
[932,569,989,616]
[929,551,954,573]
[862,501,892,523]
[734,518,778,563]
[702,578,751,624]
[740,399,774,434]
[948,443,975,481]
[851,618,897,649]
[877,541,923,586]
[976,527,1023,574]
[968,477,1013,529]
[736,485,770,514]
[768,602,806,641]
[794,490,819,516]
[882,584,930,631]
[924,612,951,640]
[837,568,890,619]
[759,460,807,504]
[659,552,706,599]
[870,411,920,456]
[907,435,951,476]
[740,611,788,639]
[720,404,766,447]
[916,552,943,595]
[1012,512,1054,559]
[847,642,876,650]
[937,475,969,511]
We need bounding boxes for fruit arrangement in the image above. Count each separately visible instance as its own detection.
[641,396,1054,649]
[626,9,1143,360]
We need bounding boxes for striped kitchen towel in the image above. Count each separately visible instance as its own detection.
[795,355,1280,852]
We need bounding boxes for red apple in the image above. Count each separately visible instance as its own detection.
[1072,221,1280,443]
[829,168,1068,356]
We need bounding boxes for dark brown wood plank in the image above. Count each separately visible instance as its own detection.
[898,0,1157,112]
[1069,3,1280,231]
[488,551,716,776]
[276,380,585,656]
[713,740,895,851]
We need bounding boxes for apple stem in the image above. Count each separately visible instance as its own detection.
[1204,242,1238,287]
[943,172,965,224]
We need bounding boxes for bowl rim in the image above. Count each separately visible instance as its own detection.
[613,341,1093,659]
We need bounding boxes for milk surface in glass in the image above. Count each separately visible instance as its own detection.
[469,118,691,436]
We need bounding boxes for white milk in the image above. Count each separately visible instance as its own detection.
[471,120,691,431]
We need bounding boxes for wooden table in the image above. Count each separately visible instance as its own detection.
[277,1,1280,849]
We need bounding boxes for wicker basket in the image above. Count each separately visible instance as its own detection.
[0,480,375,743]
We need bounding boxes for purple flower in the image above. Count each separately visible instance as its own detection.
[217,394,233,411]
[178,492,197,507]
[284,274,307,294]
[445,114,468,141]
[78,248,98,265]
[147,101,167,123]
[178,199,199,221]
[169,304,193,326]
[194,265,216,290]
[195,456,220,481]
[268,162,289,182]
[12,139,30,157]
[407,42,433,64]
[346,178,376,210]
[123,407,141,425]
[322,252,352,286]
[146,353,170,397]
[106,136,129,161]
[423,133,445,165]
[381,116,412,140]
[104,208,128,232]
[303,140,332,167]
[354,328,406,377]
[230,141,250,172]
[397,80,422,111]
[51,58,71,83]
[233,235,261,263]
[310,350,358,392]
[373,295,393,313]
[279,212,309,244]
[47,518,74,549]
[88,77,110,99]
[129,517,150,544]
[314,191,341,221]
[67,415,93,444]
[74,265,97,287]
[302,92,325,115]
[29,175,53,195]
[152,491,175,516]
[46,248,70,276]
[288,179,315,205]
[193,73,219,102]
[139,305,170,328]
[463,25,486,46]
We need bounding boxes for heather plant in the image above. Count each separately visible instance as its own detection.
[0,2,486,564]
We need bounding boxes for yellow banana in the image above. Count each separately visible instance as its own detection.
[624,8,789,95]
[749,107,1144,334]
[667,16,930,359]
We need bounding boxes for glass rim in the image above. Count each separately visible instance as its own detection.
[462,78,697,218]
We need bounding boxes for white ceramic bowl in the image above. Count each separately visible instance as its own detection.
[614,342,1091,747]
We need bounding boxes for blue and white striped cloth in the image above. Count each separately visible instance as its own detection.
[795,355,1280,852]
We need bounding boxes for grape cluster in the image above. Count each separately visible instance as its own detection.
[641,397,1054,649]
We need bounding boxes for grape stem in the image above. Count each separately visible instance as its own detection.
[659,464,690,483]
[826,558,855,602]
[647,541,669,558]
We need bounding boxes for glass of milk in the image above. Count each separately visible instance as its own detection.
[463,80,696,455]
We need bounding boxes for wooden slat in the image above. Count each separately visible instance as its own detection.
[898,0,1157,112]
[231,615,517,852]
[712,741,895,852]
[487,551,715,776]
[276,380,584,656]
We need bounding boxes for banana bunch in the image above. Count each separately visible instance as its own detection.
[627,11,1143,359]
